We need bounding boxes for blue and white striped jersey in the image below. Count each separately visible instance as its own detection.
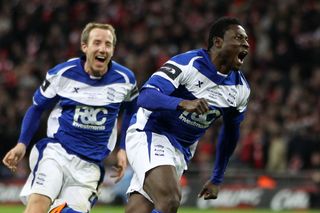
[31,56,138,162]
[130,48,250,162]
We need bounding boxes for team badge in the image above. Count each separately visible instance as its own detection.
[159,63,182,80]
[41,79,51,92]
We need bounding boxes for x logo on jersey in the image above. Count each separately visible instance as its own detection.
[73,87,80,93]
[196,80,204,88]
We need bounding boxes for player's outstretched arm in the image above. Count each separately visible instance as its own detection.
[2,142,26,173]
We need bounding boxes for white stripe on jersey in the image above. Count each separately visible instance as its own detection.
[107,119,118,151]
[40,65,77,98]
[56,76,134,106]
[47,104,62,137]
[153,56,202,89]
[130,108,152,131]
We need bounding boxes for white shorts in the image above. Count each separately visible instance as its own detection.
[126,128,188,202]
[20,142,102,212]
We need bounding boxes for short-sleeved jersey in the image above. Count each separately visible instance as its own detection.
[130,49,250,161]
[34,56,138,162]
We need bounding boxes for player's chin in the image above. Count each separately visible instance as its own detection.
[232,61,242,70]
[92,66,107,76]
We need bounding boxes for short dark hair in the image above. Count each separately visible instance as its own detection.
[207,17,242,50]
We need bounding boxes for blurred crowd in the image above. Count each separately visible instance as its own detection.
[0,0,319,180]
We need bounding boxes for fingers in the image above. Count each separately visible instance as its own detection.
[204,192,218,200]
[199,191,218,200]
[110,149,127,183]
[198,188,206,198]
[2,152,18,172]
[195,98,209,114]
[198,186,218,200]
[110,165,125,183]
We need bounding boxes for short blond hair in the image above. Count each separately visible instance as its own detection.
[81,22,117,46]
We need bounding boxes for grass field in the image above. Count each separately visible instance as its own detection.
[0,205,319,213]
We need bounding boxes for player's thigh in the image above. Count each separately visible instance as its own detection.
[20,151,64,205]
[126,192,153,213]
[143,165,181,202]
[51,156,101,212]
[126,130,185,202]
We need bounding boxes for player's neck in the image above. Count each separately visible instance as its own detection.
[208,49,230,75]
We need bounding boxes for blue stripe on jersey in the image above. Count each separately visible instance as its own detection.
[220,71,244,86]
[47,58,78,75]
[31,140,48,186]
[112,61,136,84]
[48,57,135,86]
[145,75,176,95]
[170,49,200,65]
[146,131,152,162]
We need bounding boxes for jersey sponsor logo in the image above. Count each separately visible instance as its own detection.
[73,106,108,130]
[41,79,51,92]
[179,109,221,128]
[158,63,182,80]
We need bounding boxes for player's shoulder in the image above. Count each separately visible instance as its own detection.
[111,60,136,84]
[47,57,80,76]
[169,49,205,66]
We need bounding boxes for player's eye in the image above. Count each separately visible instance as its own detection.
[105,42,113,48]
[234,35,248,41]
[93,40,100,46]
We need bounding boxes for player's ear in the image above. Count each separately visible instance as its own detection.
[81,42,87,53]
[214,37,223,48]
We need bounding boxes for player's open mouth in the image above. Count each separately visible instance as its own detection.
[237,51,248,63]
[95,55,106,63]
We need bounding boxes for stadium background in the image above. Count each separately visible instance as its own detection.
[0,0,319,212]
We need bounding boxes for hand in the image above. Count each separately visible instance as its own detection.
[2,143,27,173]
[198,180,220,200]
[178,98,209,115]
[110,149,127,183]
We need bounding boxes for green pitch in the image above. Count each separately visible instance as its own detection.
[0,205,319,213]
